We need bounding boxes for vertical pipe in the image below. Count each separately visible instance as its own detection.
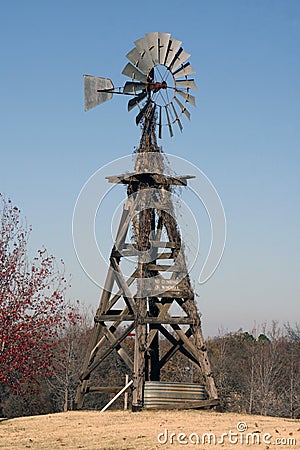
[124,374,129,410]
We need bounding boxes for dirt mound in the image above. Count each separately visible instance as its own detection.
[0,410,299,449]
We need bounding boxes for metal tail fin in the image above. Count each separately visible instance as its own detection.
[84,75,114,111]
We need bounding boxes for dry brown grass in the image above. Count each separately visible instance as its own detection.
[0,410,299,449]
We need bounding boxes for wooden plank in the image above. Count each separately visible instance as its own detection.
[157,325,200,370]
[88,308,133,372]
[81,323,135,380]
[146,299,172,349]
[75,379,89,409]
[177,299,219,399]
[114,208,131,252]
[146,327,159,348]
[147,264,173,271]
[105,270,137,312]
[106,173,195,186]
[133,296,147,411]
[95,314,135,322]
[113,195,140,254]
[148,241,179,248]
[103,327,134,371]
[147,264,186,272]
[171,324,200,361]
[157,290,192,298]
[141,279,193,298]
[95,266,115,316]
[106,173,135,183]
[121,242,178,250]
[110,257,136,314]
[144,317,195,325]
[111,249,137,257]
[88,386,131,393]
[156,252,173,259]
[112,250,174,259]
[144,398,219,410]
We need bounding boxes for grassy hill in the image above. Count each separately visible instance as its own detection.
[0,410,299,449]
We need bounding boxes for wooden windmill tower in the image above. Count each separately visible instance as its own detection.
[75,32,219,410]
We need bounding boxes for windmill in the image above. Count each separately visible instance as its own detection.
[75,32,219,411]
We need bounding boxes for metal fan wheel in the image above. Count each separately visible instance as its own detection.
[122,32,197,137]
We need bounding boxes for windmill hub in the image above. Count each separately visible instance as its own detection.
[146,80,167,93]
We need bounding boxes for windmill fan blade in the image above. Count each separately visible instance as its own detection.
[128,91,147,111]
[134,36,154,73]
[122,62,147,83]
[123,81,146,93]
[84,75,114,111]
[136,99,152,125]
[170,102,183,132]
[176,89,196,107]
[165,105,174,138]
[174,96,191,120]
[169,49,191,72]
[164,38,182,67]
[172,62,195,78]
[126,47,150,75]
[175,79,198,90]
[134,36,148,53]
[158,32,171,65]
[145,31,159,65]
[126,47,141,67]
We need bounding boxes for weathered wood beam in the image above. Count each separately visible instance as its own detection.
[110,257,136,314]
[144,317,195,324]
[147,264,185,272]
[113,208,131,254]
[176,299,218,399]
[102,327,133,371]
[88,386,132,393]
[106,172,195,186]
[149,241,179,248]
[146,298,172,351]
[81,323,135,380]
[111,250,174,259]
[95,314,134,322]
[170,324,200,361]
[104,269,138,312]
[95,266,115,316]
[133,295,147,411]
[114,195,140,253]
[157,325,200,370]
[156,252,173,259]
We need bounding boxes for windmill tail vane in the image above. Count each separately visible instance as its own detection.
[84,32,197,138]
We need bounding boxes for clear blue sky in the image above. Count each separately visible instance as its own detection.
[1,0,299,336]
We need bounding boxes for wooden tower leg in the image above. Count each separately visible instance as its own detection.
[132,260,147,411]
[148,298,160,381]
[180,298,218,399]
[74,267,115,409]
[132,298,146,411]
[132,321,146,411]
